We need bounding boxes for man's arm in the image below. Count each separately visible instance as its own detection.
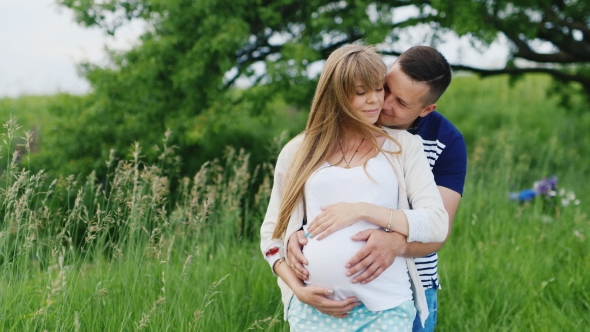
[345,186,461,284]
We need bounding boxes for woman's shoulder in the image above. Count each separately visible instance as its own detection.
[276,132,304,161]
[282,133,304,152]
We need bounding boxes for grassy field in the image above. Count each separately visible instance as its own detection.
[0,95,54,129]
[0,74,589,331]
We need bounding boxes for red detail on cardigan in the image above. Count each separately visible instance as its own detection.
[265,246,280,257]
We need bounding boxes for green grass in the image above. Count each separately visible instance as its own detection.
[437,128,589,331]
[1,74,589,331]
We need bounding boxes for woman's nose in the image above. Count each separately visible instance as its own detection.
[367,91,378,103]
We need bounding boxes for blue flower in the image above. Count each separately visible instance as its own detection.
[533,175,558,198]
[509,189,537,202]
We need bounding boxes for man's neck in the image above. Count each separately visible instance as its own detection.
[384,117,423,133]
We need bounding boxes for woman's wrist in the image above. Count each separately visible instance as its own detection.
[384,207,394,232]
[358,202,372,221]
[275,259,306,292]
[359,203,391,229]
[288,278,308,299]
[273,258,286,272]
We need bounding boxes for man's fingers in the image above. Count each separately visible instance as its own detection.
[296,231,308,246]
[293,257,309,280]
[352,264,382,284]
[288,230,308,265]
[293,268,307,281]
[286,230,309,280]
[346,230,399,284]
[291,246,309,268]
[359,270,380,284]
[345,245,372,270]
[288,255,309,281]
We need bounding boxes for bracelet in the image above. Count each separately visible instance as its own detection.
[274,258,286,271]
[385,208,393,232]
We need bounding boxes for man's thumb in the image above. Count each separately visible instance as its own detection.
[350,229,373,241]
[297,231,308,245]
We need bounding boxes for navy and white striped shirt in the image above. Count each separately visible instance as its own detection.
[408,111,467,288]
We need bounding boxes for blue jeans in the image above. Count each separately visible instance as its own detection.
[412,287,437,332]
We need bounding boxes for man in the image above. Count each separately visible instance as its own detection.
[287,46,467,331]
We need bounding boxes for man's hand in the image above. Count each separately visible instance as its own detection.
[345,229,407,284]
[293,285,360,318]
[286,230,309,281]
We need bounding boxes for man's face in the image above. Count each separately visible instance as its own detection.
[380,62,435,129]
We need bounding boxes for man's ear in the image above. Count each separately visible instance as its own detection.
[419,103,436,118]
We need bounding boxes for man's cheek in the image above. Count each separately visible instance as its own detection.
[380,110,394,118]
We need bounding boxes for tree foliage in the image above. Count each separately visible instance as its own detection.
[44,0,590,177]
[423,0,590,101]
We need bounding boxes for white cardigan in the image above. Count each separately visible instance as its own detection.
[259,127,449,327]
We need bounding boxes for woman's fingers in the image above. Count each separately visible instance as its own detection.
[318,296,360,317]
[299,286,360,316]
[315,224,336,240]
[308,211,336,238]
[307,203,360,239]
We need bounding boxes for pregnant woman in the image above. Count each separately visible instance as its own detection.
[260,44,448,331]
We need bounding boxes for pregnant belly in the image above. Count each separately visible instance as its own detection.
[302,221,379,300]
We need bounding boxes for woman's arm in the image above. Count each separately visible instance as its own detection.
[399,133,449,243]
[260,136,302,272]
[306,132,448,243]
[306,202,408,240]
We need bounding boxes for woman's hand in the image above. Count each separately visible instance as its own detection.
[307,202,364,240]
[292,284,360,318]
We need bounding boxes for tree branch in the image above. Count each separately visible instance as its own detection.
[451,64,590,92]
[500,29,579,63]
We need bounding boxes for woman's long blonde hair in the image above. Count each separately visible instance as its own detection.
[272,44,401,239]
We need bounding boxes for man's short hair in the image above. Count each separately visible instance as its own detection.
[397,46,451,105]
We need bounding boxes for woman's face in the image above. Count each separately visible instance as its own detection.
[349,80,384,125]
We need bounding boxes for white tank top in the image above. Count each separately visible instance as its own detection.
[302,147,412,311]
